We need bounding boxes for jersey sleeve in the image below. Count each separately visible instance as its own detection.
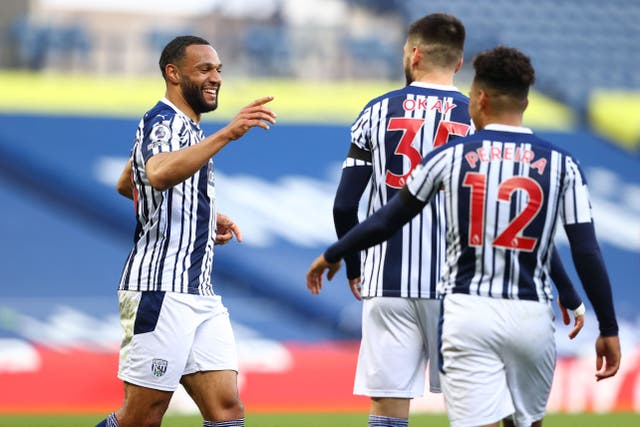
[330,104,375,278]
[139,114,185,163]
[549,246,582,310]
[559,156,593,225]
[325,188,425,264]
[560,154,618,336]
[333,166,372,279]
[349,105,373,162]
[405,146,451,203]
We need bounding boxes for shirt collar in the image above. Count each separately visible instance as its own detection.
[484,123,533,134]
[160,97,199,126]
[409,81,460,92]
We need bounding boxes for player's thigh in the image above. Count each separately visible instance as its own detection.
[414,298,442,393]
[186,295,239,374]
[181,295,242,419]
[504,301,556,427]
[355,297,427,398]
[117,291,198,392]
[439,294,514,427]
[116,381,173,427]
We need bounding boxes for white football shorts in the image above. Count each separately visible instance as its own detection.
[354,297,441,398]
[440,293,556,427]
[117,290,238,391]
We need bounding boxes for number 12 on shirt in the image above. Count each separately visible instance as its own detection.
[463,172,544,251]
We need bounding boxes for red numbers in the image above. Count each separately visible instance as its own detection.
[462,173,487,246]
[385,118,425,188]
[463,172,544,251]
[385,119,470,189]
[434,120,471,148]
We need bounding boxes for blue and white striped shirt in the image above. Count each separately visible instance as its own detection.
[119,98,217,295]
[344,82,472,298]
[406,124,593,302]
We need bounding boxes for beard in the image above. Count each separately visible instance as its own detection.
[181,78,218,114]
[404,60,414,86]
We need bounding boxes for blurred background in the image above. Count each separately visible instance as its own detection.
[0,0,638,415]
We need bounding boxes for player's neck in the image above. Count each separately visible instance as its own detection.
[482,112,524,128]
[413,70,455,86]
[165,91,202,124]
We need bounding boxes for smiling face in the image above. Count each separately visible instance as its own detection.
[177,44,222,114]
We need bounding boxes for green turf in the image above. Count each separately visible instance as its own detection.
[0,412,638,426]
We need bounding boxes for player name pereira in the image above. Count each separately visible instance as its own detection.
[465,142,547,175]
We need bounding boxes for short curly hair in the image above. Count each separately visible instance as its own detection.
[159,35,211,80]
[472,46,535,99]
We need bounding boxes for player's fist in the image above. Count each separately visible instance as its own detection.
[215,213,242,245]
[595,335,621,381]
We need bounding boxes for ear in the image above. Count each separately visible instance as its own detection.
[478,89,490,110]
[165,64,181,85]
[454,57,463,73]
[411,46,422,67]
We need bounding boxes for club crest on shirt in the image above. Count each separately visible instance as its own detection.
[147,123,171,151]
[151,358,168,377]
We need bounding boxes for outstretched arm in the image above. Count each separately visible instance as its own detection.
[146,97,277,191]
[307,188,424,295]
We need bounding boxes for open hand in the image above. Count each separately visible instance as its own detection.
[557,298,584,339]
[306,254,342,295]
[349,277,362,301]
[223,96,277,141]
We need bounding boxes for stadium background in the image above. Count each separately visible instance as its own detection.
[0,0,638,421]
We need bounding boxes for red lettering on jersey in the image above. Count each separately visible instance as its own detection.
[402,97,457,114]
[521,149,535,163]
[402,99,416,111]
[477,147,489,162]
[490,146,502,161]
[442,101,456,114]
[465,152,479,168]
[503,145,513,161]
[466,144,542,170]
[531,158,547,175]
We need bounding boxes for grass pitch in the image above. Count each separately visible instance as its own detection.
[0,412,638,426]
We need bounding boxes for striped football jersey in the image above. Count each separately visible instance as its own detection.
[406,124,593,302]
[119,98,217,295]
[346,82,473,298]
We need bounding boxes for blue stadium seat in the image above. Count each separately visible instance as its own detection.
[243,25,292,77]
[399,0,640,112]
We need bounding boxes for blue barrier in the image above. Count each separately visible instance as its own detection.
[0,114,638,344]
